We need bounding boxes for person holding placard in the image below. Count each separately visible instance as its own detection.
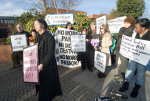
[65,22,74,30]
[77,27,93,72]
[97,24,112,78]
[115,16,135,79]
[12,24,32,67]
[34,18,62,101]
[119,18,150,98]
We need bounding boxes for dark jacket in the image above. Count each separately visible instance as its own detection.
[14,30,32,46]
[135,30,150,41]
[37,31,62,101]
[116,26,134,48]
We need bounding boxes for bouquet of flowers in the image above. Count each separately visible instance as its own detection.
[29,37,36,43]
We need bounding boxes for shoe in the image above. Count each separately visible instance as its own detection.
[89,69,93,72]
[97,72,106,78]
[119,82,129,92]
[130,83,141,98]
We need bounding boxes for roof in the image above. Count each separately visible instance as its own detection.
[41,8,87,15]
[88,14,106,19]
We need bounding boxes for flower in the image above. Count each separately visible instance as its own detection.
[29,37,36,43]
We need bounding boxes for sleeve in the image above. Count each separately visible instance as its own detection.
[41,35,55,67]
[101,33,112,48]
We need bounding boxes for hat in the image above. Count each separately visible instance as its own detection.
[36,18,48,29]
[90,22,96,26]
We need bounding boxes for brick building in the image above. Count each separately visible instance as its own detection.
[0,16,16,38]
[41,7,87,15]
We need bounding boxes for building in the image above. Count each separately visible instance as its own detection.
[41,8,87,15]
[88,14,106,22]
[0,16,16,38]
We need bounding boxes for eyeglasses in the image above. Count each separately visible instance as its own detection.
[100,28,103,29]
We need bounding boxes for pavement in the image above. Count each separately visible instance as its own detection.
[0,62,150,101]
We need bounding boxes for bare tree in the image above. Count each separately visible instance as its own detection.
[42,0,47,12]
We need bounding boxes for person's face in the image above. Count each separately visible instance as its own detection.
[67,24,71,29]
[32,32,36,37]
[82,29,87,34]
[91,25,96,30]
[124,22,131,28]
[100,26,105,34]
[16,25,23,32]
[34,20,42,33]
[135,23,145,33]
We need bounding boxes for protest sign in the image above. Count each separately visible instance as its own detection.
[71,35,86,52]
[96,15,106,34]
[10,34,27,52]
[107,16,126,33]
[23,45,38,83]
[120,35,150,65]
[45,13,74,25]
[56,28,81,68]
[94,51,106,73]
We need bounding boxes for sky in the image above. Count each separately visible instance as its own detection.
[0,0,150,18]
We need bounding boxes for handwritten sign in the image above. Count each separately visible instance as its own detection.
[23,45,38,83]
[107,16,126,33]
[45,13,74,25]
[10,34,27,52]
[120,35,150,65]
[56,28,81,68]
[96,15,106,34]
[71,35,86,52]
[94,51,106,73]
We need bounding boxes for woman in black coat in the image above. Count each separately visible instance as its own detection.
[34,19,62,101]
[77,27,93,72]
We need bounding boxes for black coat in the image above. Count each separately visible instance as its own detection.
[37,31,62,101]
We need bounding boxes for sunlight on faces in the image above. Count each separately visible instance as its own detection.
[135,23,145,34]
[124,22,131,28]
[16,24,23,32]
[91,25,96,31]
[34,20,42,33]
[67,24,72,30]
[100,26,105,34]
[31,32,36,37]
[82,29,87,34]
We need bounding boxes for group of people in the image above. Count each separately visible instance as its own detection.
[13,16,150,100]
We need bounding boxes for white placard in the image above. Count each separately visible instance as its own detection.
[120,35,150,65]
[10,34,27,52]
[23,45,38,83]
[45,13,74,25]
[107,16,127,33]
[94,51,106,73]
[71,35,86,52]
[56,28,81,68]
[96,15,106,34]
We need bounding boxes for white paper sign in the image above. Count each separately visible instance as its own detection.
[96,15,106,34]
[10,34,27,52]
[71,35,86,52]
[120,35,150,65]
[107,16,127,33]
[56,28,81,68]
[23,45,38,83]
[94,51,106,73]
[45,13,74,25]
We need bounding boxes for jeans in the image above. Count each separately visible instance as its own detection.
[125,60,146,86]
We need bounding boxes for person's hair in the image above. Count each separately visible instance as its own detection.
[16,24,23,28]
[124,16,136,26]
[81,27,87,33]
[100,24,110,37]
[66,22,71,28]
[35,18,48,30]
[135,18,150,29]
[30,29,37,34]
